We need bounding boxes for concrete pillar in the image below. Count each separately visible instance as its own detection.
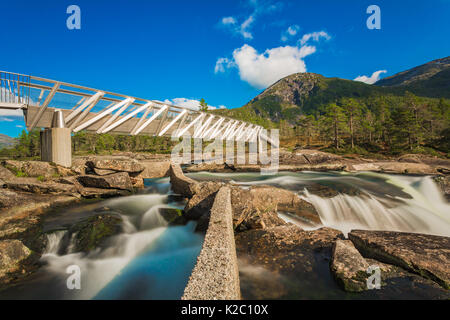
[40,109,72,167]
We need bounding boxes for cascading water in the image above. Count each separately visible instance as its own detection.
[187,171,450,237]
[0,178,203,300]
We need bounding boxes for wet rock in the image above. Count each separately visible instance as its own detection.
[236,225,344,299]
[0,240,32,284]
[2,160,58,178]
[77,172,133,191]
[169,164,197,197]
[159,208,187,226]
[348,230,450,289]
[330,240,369,292]
[86,159,145,174]
[433,175,450,201]
[68,214,123,253]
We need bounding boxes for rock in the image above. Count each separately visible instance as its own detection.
[348,230,450,289]
[71,159,88,175]
[184,181,223,220]
[250,185,320,224]
[0,240,32,283]
[93,168,117,176]
[169,163,197,197]
[347,161,437,175]
[0,189,27,209]
[330,240,370,292]
[2,160,58,178]
[55,165,76,177]
[0,166,16,181]
[68,214,123,252]
[77,172,133,191]
[130,176,144,188]
[433,175,450,201]
[230,186,286,231]
[5,179,78,195]
[159,208,187,226]
[140,160,170,178]
[86,159,145,174]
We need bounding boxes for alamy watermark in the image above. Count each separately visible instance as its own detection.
[66,5,81,30]
[170,128,280,175]
[366,5,381,30]
[366,265,381,290]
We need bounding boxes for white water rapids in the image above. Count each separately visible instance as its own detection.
[188,171,450,237]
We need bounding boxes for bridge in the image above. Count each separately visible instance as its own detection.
[0,71,275,167]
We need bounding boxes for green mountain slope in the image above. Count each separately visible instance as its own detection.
[376,56,450,87]
[0,134,17,149]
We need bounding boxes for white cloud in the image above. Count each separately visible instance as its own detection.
[354,70,387,84]
[222,16,236,25]
[281,24,300,42]
[16,125,24,128]
[299,31,331,45]
[219,0,281,40]
[216,44,316,89]
[163,98,227,111]
[214,57,235,74]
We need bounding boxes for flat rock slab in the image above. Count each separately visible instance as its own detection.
[86,159,145,173]
[77,172,133,191]
[331,240,369,292]
[349,230,450,289]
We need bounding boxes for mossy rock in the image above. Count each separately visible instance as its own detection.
[159,208,187,226]
[69,214,123,252]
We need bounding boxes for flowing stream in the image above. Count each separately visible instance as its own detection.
[1,171,449,300]
[0,178,203,300]
[187,171,450,237]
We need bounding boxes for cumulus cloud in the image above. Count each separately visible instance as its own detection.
[299,31,331,45]
[281,24,299,42]
[163,98,227,111]
[214,57,235,74]
[216,44,316,89]
[354,70,387,84]
[220,14,254,39]
[221,16,236,25]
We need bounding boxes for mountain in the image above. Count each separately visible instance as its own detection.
[375,56,450,86]
[213,72,398,125]
[213,56,450,125]
[375,56,450,98]
[0,134,17,149]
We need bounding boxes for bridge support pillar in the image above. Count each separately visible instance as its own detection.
[40,110,72,168]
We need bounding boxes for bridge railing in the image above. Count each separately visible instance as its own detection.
[0,70,265,144]
[0,71,30,104]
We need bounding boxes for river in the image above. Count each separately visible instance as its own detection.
[0,171,448,299]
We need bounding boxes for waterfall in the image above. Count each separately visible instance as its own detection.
[38,192,197,300]
[300,174,450,237]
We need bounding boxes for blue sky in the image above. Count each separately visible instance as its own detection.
[0,0,449,137]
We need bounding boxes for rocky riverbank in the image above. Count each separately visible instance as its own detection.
[0,149,449,298]
[171,163,450,299]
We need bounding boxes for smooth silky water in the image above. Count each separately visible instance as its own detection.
[0,178,203,300]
